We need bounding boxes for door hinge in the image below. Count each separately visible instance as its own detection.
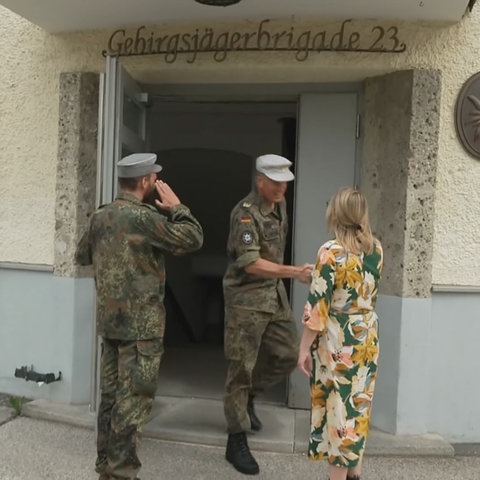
[356,113,361,139]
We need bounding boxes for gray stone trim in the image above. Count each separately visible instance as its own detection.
[54,72,99,277]
[432,284,480,293]
[361,69,441,298]
[0,262,53,272]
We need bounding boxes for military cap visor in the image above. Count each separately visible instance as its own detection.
[256,154,294,182]
[117,153,163,178]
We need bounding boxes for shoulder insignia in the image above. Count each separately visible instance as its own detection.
[241,231,254,245]
[242,202,252,208]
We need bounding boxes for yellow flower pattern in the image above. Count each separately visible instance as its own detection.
[305,239,383,467]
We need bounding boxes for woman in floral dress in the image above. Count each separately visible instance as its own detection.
[297,187,383,480]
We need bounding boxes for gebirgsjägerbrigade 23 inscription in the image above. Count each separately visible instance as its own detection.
[103,19,407,63]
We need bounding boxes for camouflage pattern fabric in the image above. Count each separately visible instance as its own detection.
[76,191,203,479]
[223,189,297,433]
[95,338,163,480]
[224,305,298,433]
[223,190,290,313]
[75,192,203,339]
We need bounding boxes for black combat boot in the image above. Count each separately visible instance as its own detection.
[347,475,361,480]
[226,432,260,475]
[247,395,263,432]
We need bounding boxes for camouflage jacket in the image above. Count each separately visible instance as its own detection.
[75,192,203,340]
[222,190,290,313]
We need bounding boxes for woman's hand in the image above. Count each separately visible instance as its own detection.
[297,349,313,377]
[298,325,318,377]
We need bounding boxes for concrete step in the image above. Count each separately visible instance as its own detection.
[21,396,454,457]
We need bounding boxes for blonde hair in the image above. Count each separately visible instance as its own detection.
[326,187,374,255]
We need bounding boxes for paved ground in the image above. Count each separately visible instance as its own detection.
[0,417,480,480]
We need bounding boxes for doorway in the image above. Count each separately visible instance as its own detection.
[146,101,297,403]
[98,57,360,409]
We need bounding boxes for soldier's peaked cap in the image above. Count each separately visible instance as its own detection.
[117,153,162,178]
[256,154,294,182]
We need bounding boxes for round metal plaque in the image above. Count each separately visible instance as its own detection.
[194,0,242,6]
[455,72,480,159]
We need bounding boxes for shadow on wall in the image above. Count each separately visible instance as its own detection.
[156,148,254,345]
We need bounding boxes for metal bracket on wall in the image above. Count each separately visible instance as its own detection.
[14,366,62,385]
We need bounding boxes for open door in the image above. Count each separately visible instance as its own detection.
[288,93,359,408]
[90,56,149,414]
[100,56,148,204]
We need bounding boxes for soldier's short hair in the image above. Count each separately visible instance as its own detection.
[118,176,144,190]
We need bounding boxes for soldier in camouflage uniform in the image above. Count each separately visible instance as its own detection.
[75,153,203,480]
[223,154,313,475]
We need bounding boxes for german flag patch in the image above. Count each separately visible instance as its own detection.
[240,216,252,223]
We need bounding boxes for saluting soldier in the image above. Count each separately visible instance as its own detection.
[76,153,203,480]
[223,154,313,475]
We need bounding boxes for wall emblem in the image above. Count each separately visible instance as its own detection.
[455,72,480,159]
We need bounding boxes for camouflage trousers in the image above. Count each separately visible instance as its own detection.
[224,305,299,433]
[95,337,164,480]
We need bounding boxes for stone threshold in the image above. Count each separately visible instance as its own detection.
[20,396,454,457]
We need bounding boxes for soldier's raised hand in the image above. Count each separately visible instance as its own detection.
[154,180,181,210]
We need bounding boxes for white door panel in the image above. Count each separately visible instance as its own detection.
[288,93,358,408]
[101,56,147,204]
[91,57,148,416]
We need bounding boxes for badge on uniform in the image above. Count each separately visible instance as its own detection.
[241,231,254,245]
[240,216,252,223]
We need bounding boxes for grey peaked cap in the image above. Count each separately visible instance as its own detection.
[117,153,162,178]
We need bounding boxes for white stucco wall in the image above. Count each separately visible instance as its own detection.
[0,10,105,264]
[0,6,479,284]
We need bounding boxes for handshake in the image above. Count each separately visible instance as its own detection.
[294,263,314,284]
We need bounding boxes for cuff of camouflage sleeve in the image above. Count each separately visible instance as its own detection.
[236,250,260,269]
[169,204,190,216]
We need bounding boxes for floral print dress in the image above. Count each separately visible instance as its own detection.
[303,239,383,467]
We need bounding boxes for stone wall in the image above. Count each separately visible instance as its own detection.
[362,69,441,298]
[54,72,99,277]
